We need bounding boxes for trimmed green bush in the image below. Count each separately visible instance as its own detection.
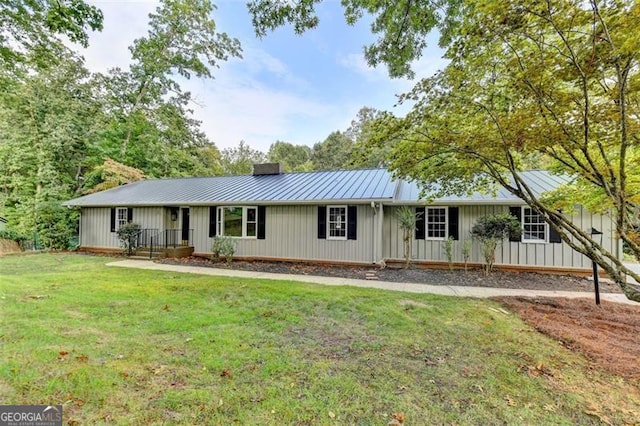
[212,235,236,265]
[116,222,141,256]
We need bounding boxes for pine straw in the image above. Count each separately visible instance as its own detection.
[493,296,640,380]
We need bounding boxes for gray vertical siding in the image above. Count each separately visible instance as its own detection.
[80,207,165,248]
[79,203,618,269]
[191,205,378,264]
[383,205,618,269]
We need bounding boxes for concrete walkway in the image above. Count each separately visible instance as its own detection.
[107,259,639,305]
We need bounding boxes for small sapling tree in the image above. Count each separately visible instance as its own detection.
[471,214,521,275]
[443,236,455,271]
[461,240,472,272]
[397,206,420,268]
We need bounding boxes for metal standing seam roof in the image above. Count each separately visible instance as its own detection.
[63,168,398,207]
[63,169,569,207]
[394,170,570,204]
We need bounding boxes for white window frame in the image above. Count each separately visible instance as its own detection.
[216,206,258,239]
[116,207,128,231]
[425,206,448,240]
[521,206,548,244]
[327,205,347,240]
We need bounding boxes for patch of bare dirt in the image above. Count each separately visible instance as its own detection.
[0,239,20,255]
[159,256,622,293]
[493,297,640,380]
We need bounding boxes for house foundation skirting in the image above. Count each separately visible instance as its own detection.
[79,246,122,255]
[192,253,376,267]
[384,259,600,277]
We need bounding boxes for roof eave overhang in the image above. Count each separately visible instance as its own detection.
[65,197,395,208]
[391,199,526,206]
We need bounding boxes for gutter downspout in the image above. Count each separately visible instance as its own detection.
[378,202,384,263]
[371,202,377,264]
[370,201,385,264]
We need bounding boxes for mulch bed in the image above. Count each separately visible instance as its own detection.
[158,256,622,293]
[492,297,640,380]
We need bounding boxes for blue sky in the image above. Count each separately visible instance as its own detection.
[78,1,446,152]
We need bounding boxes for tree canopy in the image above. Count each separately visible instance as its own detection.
[247,0,462,78]
[0,0,103,69]
[248,0,640,301]
[0,0,239,248]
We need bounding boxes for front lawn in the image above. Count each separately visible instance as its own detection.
[1,253,638,424]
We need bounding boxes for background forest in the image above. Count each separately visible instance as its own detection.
[0,0,382,249]
[2,0,639,300]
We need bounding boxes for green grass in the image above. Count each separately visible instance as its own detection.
[1,253,638,424]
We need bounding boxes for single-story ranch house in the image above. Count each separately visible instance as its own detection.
[63,164,621,274]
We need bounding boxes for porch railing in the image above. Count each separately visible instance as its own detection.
[148,229,193,259]
[163,229,193,248]
[135,228,158,248]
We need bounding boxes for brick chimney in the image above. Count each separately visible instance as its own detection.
[252,163,284,176]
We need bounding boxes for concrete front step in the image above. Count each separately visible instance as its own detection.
[134,246,194,259]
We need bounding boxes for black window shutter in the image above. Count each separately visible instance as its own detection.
[318,206,326,239]
[209,206,217,237]
[448,207,459,240]
[509,206,522,242]
[415,207,425,240]
[548,214,562,244]
[549,226,562,243]
[257,206,266,240]
[347,205,357,240]
[110,208,116,232]
[127,208,133,223]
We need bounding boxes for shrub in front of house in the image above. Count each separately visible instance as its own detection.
[212,235,236,265]
[116,222,141,256]
[471,214,521,275]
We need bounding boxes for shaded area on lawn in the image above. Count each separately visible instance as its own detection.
[493,297,640,380]
[160,256,623,293]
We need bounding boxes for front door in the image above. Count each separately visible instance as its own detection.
[181,208,190,243]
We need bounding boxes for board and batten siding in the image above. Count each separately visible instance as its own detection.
[383,205,618,269]
[191,205,379,264]
[79,207,164,248]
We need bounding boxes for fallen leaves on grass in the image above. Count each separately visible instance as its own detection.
[584,404,612,425]
[388,412,406,425]
[220,369,233,379]
[505,396,517,407]
[25,294,48,300]
[75,354,89,363]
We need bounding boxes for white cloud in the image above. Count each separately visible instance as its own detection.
[233,46,310,91]
[72,1,450,154]
[185,69,335,151]
[336,52,388,82]
[79,1,158,72]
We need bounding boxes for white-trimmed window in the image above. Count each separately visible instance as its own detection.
[522,207,547,243]
[426,207,447,239]
[328,206,347,240]
[116,207,128,230]
[217,206,257,238]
